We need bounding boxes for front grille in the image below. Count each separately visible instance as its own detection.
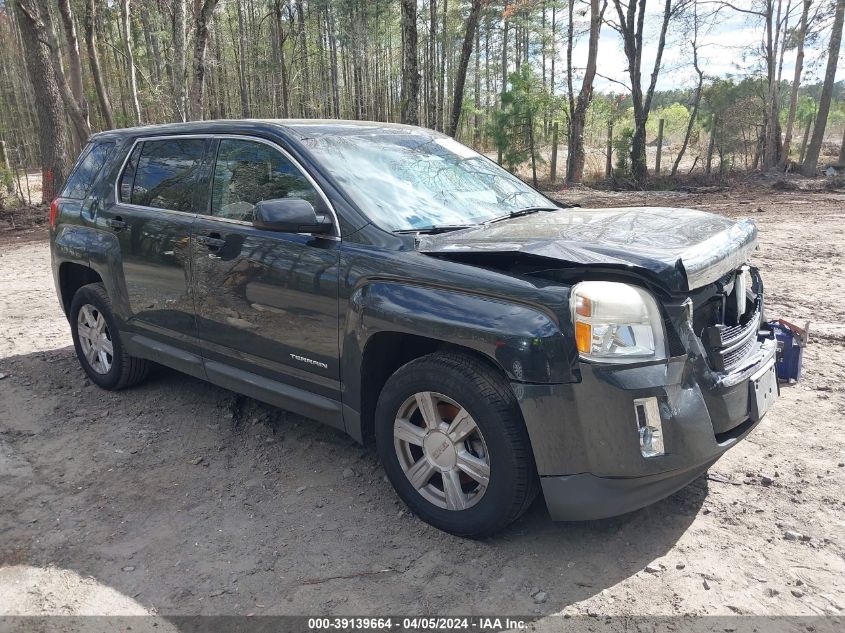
[695,269,763,374]
[719,332,757,371]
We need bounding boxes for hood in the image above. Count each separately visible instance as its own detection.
[416,207,758,292]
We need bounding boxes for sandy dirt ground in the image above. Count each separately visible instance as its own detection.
[0,186,844,628]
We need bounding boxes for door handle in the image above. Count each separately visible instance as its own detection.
[105,217,126,231]
[195,233,226,250]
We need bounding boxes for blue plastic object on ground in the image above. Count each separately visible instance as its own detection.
[768,319,809,383]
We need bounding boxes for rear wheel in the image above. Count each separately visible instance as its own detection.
[69,283,149,390]
[375,352,538,538]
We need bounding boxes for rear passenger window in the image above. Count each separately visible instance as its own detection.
[210,139,318,222]
[61,142,115,199]
[121,138,205,212]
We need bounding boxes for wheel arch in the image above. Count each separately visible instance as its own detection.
[356,332,508,445]
[343,281,576,444]
[58,262,103,316]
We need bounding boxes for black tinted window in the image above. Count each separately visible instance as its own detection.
[210,139,318,221]
[62,142,115,200]
[128,138,205,212]
[119,143,142,202]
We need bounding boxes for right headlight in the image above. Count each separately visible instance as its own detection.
[570,281,667,363]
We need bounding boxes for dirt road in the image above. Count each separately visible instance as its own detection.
[1,187,843,625]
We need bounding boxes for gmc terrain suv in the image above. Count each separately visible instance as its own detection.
[50,120,778,537]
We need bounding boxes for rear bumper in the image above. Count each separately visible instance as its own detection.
[514,336,776,521]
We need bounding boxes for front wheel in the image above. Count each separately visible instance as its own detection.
[375,352,538,538]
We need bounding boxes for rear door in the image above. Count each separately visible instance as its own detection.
[96,136,209,355]
[190,136,342,404]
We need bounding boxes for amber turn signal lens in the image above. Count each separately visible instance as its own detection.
[575,321,592,353]
[574,294,591,317]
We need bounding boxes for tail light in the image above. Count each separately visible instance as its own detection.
[49,199,59,227]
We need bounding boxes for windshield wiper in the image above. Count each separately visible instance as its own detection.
[393,225,475,235]
[484,206,561,225]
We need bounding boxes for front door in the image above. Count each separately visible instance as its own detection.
[190,137,341,402]
[97,136,208,351]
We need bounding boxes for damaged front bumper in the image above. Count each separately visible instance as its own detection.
[514,332,778,522]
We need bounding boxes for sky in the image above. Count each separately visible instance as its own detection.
[571,0,845,94]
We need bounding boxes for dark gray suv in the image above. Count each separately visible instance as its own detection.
[50,120,778,537]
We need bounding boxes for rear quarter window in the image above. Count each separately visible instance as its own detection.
[61,141,115,200]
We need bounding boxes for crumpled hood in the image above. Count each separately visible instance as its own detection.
[416,207,758,291]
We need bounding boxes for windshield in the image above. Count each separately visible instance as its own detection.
[300,129,555,231]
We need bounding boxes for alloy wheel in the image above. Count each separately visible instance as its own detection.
[76,303,114,375]
[393,391,491,511]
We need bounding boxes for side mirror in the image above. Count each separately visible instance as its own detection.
[253,198,333,234]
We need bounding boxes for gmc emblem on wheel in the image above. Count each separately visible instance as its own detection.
[432,440,450,461]
[290,354,328,369]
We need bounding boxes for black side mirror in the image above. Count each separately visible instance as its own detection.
[253,198,333,234]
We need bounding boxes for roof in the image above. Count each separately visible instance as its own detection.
[90,119,440,142]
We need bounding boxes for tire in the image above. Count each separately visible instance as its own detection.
[69,282,150,390]
[375,351,539,538]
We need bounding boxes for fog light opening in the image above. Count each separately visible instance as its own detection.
[634,397,665,458]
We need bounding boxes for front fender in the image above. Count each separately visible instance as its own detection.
[342,281,579,412]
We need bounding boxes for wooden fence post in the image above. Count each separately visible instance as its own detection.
[605,122,613,177]
[550,121,559,183]
[706,115,718,175]
[655,118,665,176]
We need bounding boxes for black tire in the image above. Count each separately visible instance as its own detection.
[69,282,150,390]
[375,351,539,538]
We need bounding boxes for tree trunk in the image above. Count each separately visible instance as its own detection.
[12,0,71,202]
[613,0,674,183]
[802,0,843,175]
[400,0,419,124]
[38,0,91,146]
[781,0,811,167]
[235,0,251,117]
[213,21,228,118]
[671,73,703,177]
[761,0,783,169]
[672,2,704,177]
[473,21,481,145]
[838,125,845,164]
[437,0,448,131]
[296,0,311,117]
[327,5,340,118]
[566,0,604,183]
[428,0,437,128]
[498,17,508,164]
[173,0,187,120]
[188,0,220,120]
[550,7,556,96]
[799,116,812,163]
[447,0,483,137]
[706,115,718,175]
[84,0,114,129]
[138,6,163,87]
[56,0,88,128]
[120,0,142,124]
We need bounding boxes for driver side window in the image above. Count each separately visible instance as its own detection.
[210,139,319,222]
